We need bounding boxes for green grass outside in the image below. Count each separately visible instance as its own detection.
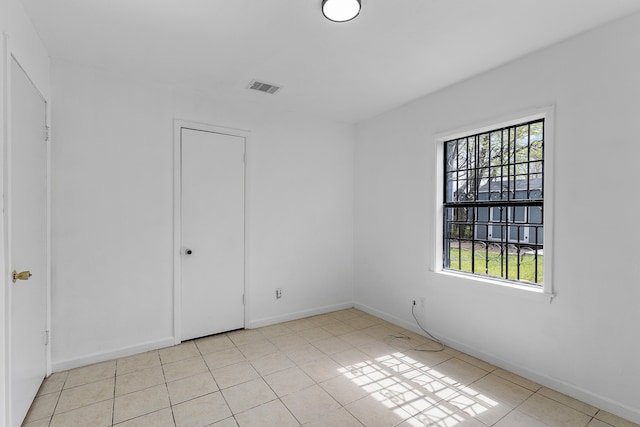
[448,247,543,284]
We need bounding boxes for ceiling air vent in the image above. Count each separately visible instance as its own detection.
[248,80,282,95]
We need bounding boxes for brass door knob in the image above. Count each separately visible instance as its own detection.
[12,270,32,283]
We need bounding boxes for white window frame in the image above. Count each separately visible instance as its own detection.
[433,106,555,300]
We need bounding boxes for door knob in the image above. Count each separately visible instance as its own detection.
[12,270,32,283]
[184,248,193,255]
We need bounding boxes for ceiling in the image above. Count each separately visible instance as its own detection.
[20,0,640,123]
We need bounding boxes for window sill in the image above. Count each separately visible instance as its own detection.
[433,269,556,303]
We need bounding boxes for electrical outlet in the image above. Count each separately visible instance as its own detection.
[276,288,282,299]
[420,297,426,309]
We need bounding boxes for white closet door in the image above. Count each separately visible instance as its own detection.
[9,57,48,427]
[181,128,245,340]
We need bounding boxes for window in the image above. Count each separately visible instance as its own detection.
[443,119,544,286]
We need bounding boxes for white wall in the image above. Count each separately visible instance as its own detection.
[50,60,354,370]
[0,0,50,425]
[354,12,640,424]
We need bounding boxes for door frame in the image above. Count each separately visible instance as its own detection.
[172,120,250,344]
[1,36,52,426]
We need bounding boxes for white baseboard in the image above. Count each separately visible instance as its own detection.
[50,302,356,372]
[354,302,422,334]
[446,337,640,425]
[248,302,354,329]
[354,302,640,425]
[51,337,175,372]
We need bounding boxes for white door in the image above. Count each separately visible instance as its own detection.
[181,128,245,341]
[9,57,48,426]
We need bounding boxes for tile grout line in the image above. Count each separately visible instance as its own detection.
[237,329,301,426]
[47,374,65,426]
[199,334,238,426]
[156,350,174,427]
[111,364,116,427]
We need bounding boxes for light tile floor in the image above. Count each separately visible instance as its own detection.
[22,309,639,427]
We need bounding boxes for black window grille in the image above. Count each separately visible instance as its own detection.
[443,119,544,285]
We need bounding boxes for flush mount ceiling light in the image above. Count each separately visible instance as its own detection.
[322,0,361,22]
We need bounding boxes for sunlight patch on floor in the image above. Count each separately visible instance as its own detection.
[340,351,499,426]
